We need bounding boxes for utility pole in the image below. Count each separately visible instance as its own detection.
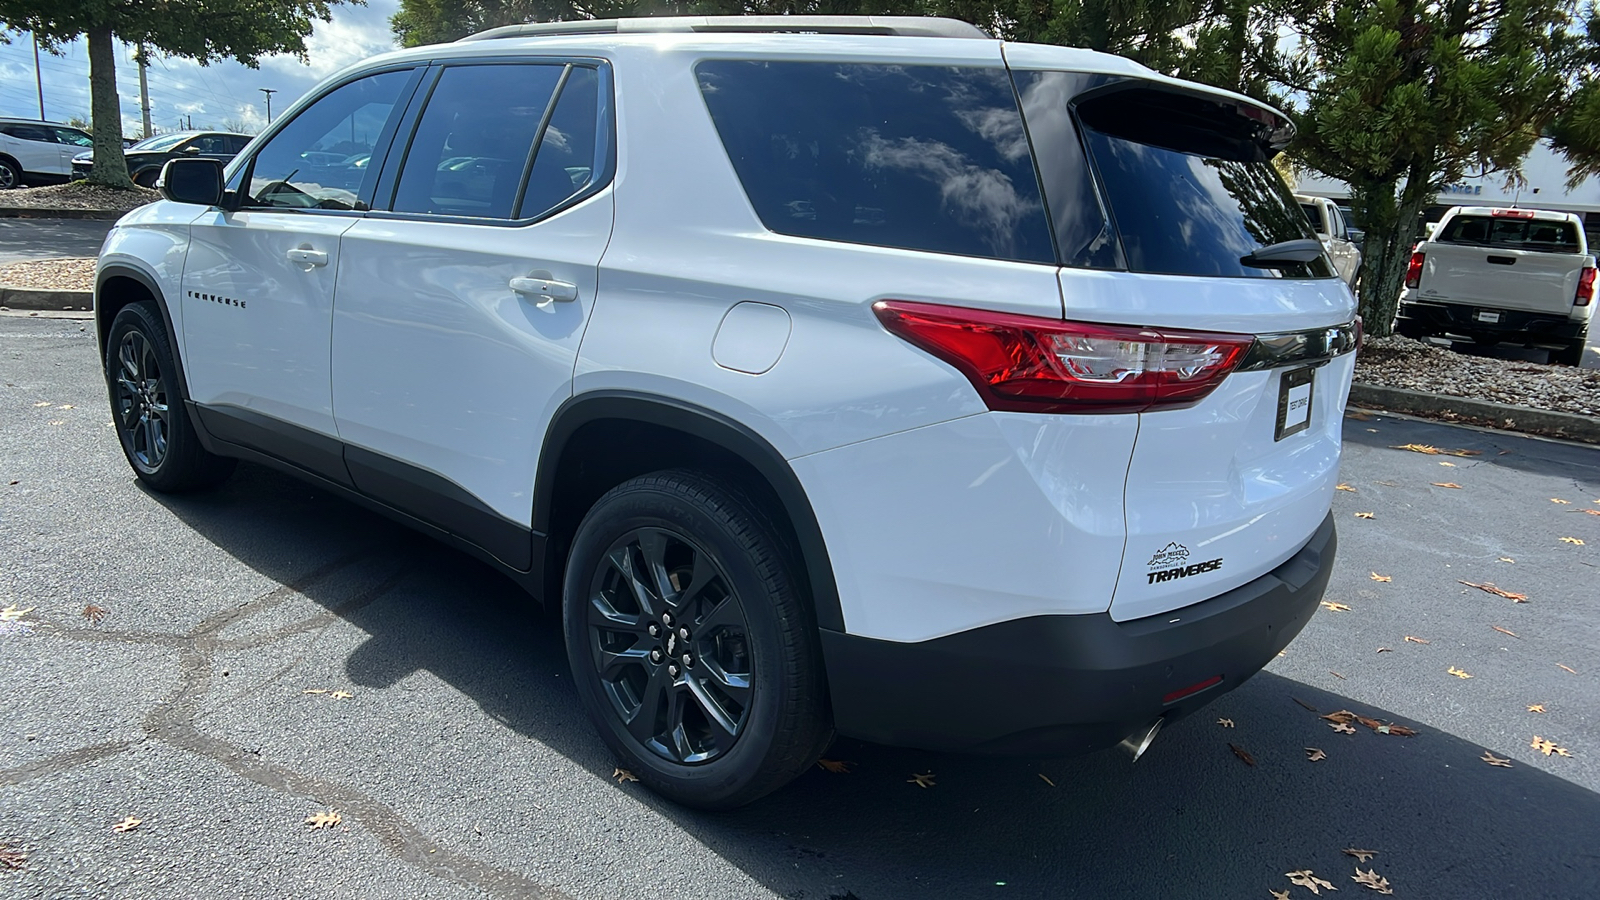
[259,88,278,125]
[185,114,193,130]
[33,33,45,120]
[136,44,153,139]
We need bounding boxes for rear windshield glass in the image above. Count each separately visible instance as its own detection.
[1436,215,1581,253]
[696,61,1055,265]
[1073,86,1331,279]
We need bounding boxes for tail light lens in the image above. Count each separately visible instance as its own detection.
[873,301,1253,414]
[1404,251,1425,289]
[1577,266,1596,307]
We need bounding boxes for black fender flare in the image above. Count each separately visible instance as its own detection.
[534,391,844,632]
[96,262,192,398]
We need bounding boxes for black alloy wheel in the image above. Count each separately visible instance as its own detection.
[0,159,19,190]
[563,470,832,809]
[113,329,172,472]
[586,526,753,764]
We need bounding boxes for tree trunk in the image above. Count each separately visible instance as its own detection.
[1354,171,1430,336]
[86,25,133,190]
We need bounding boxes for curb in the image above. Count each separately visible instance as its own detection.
[0,285,93,311]
[1349,383,1600,445]
[0,207,127,220]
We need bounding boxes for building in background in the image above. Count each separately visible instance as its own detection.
[1294,140,1600,246]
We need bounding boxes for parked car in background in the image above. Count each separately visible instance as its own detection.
[1398,206,1595,365]
[0,118,94,189]
[1295,194,1361,286]
[72,131,252,187]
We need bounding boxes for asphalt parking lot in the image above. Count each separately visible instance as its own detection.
[0,219,114,265]
[2,313,1596,899]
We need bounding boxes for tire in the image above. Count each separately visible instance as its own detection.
[1551,340,1587,366]
[1394,317,1427,340]
[563,470,832,809]
[105,302,236,492]
[133,168,160,188]
[0,158,21,190]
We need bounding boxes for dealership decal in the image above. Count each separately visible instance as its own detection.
[1146,542,1222,584]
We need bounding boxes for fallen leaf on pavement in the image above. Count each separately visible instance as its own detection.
[1385,724,1418,736]
[1430,481,1462,488]
[1531,736,1573,757]
[1492,625,1518,638]
[1272,891,1292,900]
[0,845,24,869]
[1305,747,1326,761]
[81,604,108,624]
[1286,869,1338,895]
[1393,443,1480,456]
[908,772,936,788]
[1499,556,1515,562]
[1343,848,1377,862]
[1557,664,1578,675]
[1037,773,1055,787]
[57,404,73,410]
[1217,718,1234,728]
[302,689,329,695]
[1370,572,1391,582]
[1337,483,1357,492]
[1448,666,1473,679]
[330,691,353,700]
[304,809,341,829]
[1438,461,1457,467]
[1292,696,1319,712]
[1551,498,1571,504]
[1228,743,1256,766]
[1352,866,1394,894]
[1329,670,1347,679]
[1528,704,1546,713]
[1321,710,1356,723]
[31,401,51,407]
[816,759,854,774]
[1458,580,1527,602]
[1345,411,1372,420]
[1330,722,1357,734]
[1321,601,1352,612]
[1482,750,1513,767]
[0,605,34,622]
[1404,635,1430,644]
[1559,536,1585,545]
[612,768,638,783]
[1376,647,1392,653]
[1584,509,1600,516]
[1354,512,1375,519]
[111,816,141,833]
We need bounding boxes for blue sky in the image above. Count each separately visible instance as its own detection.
[0,0,401,136]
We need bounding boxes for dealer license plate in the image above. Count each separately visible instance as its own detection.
[1275,367,1315,441]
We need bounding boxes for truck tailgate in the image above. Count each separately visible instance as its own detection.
[1417,243,1588,315]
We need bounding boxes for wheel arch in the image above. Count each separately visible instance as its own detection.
[96,263,190,397]
[535,391,844,632]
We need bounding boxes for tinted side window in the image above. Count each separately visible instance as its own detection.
[226,136,251,154]
[392,64,564,219]
[189,135,231,154]
[1074,85,1331,279]
[518,66,600,219]
[697,61,1055,265]
[3,124,53,143]
[52,127,94,147]
[246,69,412,211]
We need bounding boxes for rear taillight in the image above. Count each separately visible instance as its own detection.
[873,301,1253,414]
[1577,266,1596,307]
[1404,251,1425,289]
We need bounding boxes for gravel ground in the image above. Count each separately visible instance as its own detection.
[1354,334,1600,416]
[0,257,93,292]
[0,182,158,212]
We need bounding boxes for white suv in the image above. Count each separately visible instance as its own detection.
[0,118,94,189]
[96,16,1356,809]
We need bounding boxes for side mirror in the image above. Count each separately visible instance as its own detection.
[160,157,224,206]
[181,145,202,154]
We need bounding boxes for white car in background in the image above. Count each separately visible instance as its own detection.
[0,117,94,189]
[1295,194,1361,286]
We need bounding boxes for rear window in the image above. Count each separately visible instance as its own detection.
[1299,203,1324,234]
[1436,215,1581,253]
[1027,78,1329,279]
[696,61,1055,265]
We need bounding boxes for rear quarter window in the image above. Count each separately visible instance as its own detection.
[1437,215,1581,253]
[696,61,1055,265]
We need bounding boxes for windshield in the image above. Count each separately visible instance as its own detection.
[131,133,190,152]
[1436,215,1581,253]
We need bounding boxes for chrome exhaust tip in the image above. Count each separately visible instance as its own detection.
[1117,718,1164,762]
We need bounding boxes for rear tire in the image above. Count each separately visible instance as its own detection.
[105,302,236,492]
[1394,318,1427,340]
[0,158,21,190]
[133,168,160,189]
[563,469,832,810]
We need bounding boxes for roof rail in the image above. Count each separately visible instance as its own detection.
[459,15,991,42]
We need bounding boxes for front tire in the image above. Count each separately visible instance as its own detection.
[105,302,236,492]
[563,470,831,809]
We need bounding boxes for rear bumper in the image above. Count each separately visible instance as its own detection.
[1398,300,1588,343]
[820,512,1334,755]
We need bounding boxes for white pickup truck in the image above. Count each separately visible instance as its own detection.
[1397,206,1595,365]
[1295,194,1361,286]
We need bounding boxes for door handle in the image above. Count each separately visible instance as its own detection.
[286,247,329,267]
[510,274,578,302]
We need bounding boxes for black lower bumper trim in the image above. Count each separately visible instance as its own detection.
[1398,302,1586,343]
[819,513,1336,755]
